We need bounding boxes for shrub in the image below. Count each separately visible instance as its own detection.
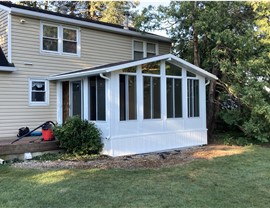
[53,116,103,155]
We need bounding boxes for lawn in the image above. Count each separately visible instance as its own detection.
[0,145,270,208]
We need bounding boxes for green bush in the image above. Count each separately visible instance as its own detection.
[53,116,103,155]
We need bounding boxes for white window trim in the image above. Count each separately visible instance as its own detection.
[28,79,49,106]
[40,22,81,57]
[132,39,158,59]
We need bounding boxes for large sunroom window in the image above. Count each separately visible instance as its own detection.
[166,62,182,118]
[119,75,137,121]
[89,76,106,121]
[187,79,200,117]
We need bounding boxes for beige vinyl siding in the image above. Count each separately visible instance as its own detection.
[0,9,8,59]
[0,14,170,139]
[159,42,171,55]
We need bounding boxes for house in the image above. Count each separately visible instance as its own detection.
[0,2,218,157]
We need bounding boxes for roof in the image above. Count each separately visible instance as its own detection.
[48,54,218,81]
[0,46,16,71]
[0,2,171,43]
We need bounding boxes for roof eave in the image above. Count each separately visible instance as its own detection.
[0,66,17,72]
[9,7,171,43]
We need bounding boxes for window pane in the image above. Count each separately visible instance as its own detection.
[97,77,106,120]
[32,92,45,102]
[147,53,156,58]
[134,41,143,51]
[72,81,81,118]
[166,62,182,76]
[63,41,77,54]
[119,75,126,121]
[187,71,196,77]
[175,79,182,117]
[32,82,45,91]
[43,38,58,51]
[194,80,199,117]
[167,78,173,118]
[143,76,151,119]
[142,62,160,74]
[123,67,136,73]
[43,25,57,38]
[128,76,137,120]
[63,28,76,41]
[89,77,96,120]
[147,43,156,53]
[152,77,161,118]
[187,80,192,117]
[134,51,144,60]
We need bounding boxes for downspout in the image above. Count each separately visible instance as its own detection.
[99,73,111,141]
[205,80,210,86]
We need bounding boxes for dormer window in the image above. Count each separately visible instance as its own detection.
[133,40,157,60]
[41,23,80,56]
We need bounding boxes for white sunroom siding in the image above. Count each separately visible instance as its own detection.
[101,64,208,156]
[0,9,8,59]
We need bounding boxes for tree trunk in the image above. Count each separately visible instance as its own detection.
[207,67,219,142]
[193,27,200,67]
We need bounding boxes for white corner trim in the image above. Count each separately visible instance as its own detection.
[7,13,12,63]
[0,66,16,72]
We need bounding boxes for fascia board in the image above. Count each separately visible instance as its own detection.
[0,4,11,12]
[10,7,171,43]
[0,66,16,72]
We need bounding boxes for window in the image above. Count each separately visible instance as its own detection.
[42,25,58,52]
[29,79,49,105]
[133,40,157,60]
[166,62,182,118]
[63,28,77,54]
[119,75,137,121]
[144,76,161,119]
[41,23,79,55]
[89,76,106,121]
[167,78,182,118]
[187,79,200,117]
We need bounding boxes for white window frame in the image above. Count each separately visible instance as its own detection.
[132,39,158,59]
[28,79,49,106]
[40,22,80,56]
[187,78,200,118]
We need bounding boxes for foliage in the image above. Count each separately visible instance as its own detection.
[135,1,270,142]
[18,1,139,25]
[1,146,270,207]
[53,116,103,155]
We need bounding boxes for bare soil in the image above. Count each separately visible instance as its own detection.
[12,145,246,170]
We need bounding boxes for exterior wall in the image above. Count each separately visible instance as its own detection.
[0,13,171,139]
[0,9,8,59]
[101,62,207,156]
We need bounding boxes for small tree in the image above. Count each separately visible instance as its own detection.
[53,116,103,155]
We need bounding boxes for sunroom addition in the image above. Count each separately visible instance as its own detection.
[49,54,218,156]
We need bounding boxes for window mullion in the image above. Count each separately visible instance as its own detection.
[150,77,153,119]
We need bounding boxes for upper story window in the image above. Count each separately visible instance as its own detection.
[133,40,157,60]
[29,79,49,106]
[41,23,80,56]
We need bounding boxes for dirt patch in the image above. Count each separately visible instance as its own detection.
[12,145,246,170]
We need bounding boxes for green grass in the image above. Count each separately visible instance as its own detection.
[1,146,270,208]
